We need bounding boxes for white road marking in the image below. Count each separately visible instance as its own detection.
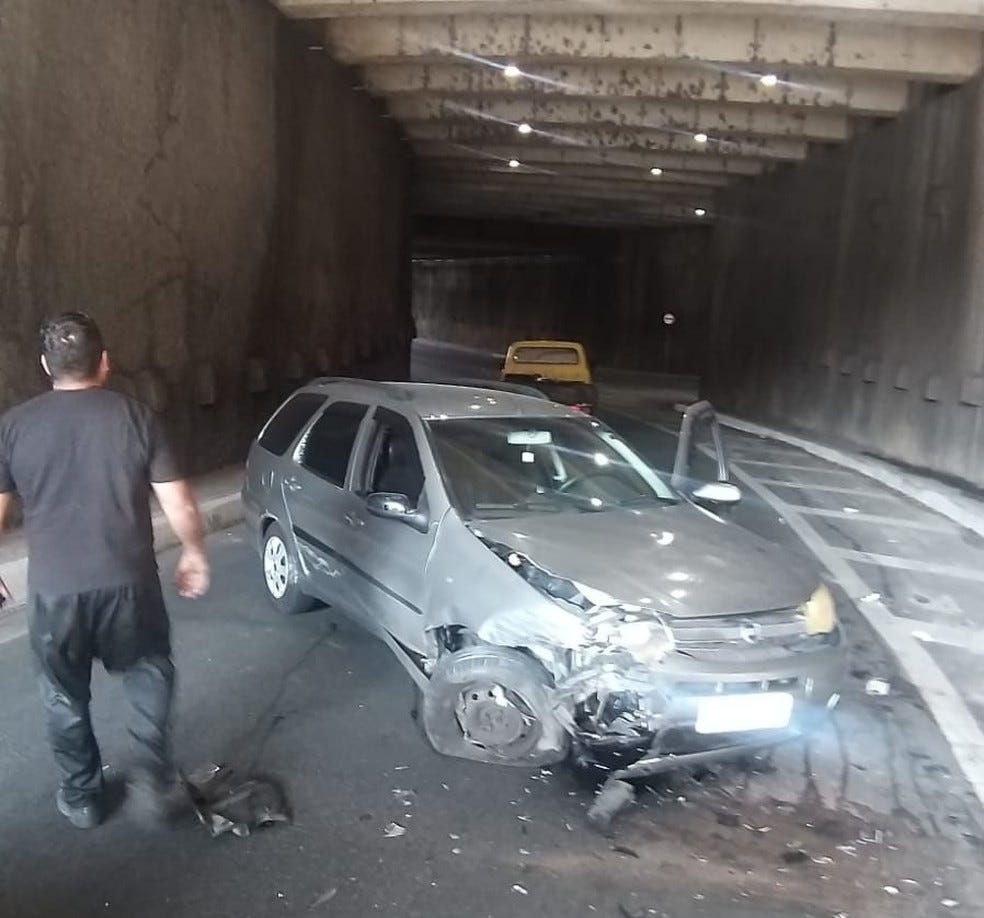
[753,479,889,497]
[905,621,984,654]
[617,408,984,806]
[839,550,984,583]
[790,506,953,532]
[733,459,853,474]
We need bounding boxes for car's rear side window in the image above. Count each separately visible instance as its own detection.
[300,401,369,487]
[258,393,327,456]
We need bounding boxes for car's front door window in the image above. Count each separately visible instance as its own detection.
[365,408,425,507]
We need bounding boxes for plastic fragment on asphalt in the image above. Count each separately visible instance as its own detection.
[309,888,338,909]
[883,886,900,896]
[859,592,881,603]
[587,779,635,832]
[941,899,959,908]
[812,856,834,865]
[451,848,462,855]
[782,849,810,865]
[449,833,460,840]
[184,763,290,840]
[512,885,529,896]
[517,815,532,822]
[865,678,890,696]
[859,829,884,845]
[836,845,857,857]
[519,848,531,856]
[383,822,406,838]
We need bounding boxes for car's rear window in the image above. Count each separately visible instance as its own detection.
[299,401,368,487]
[512,346,580,365]
[258,393,327,456]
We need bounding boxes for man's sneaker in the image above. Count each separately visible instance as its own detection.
[56,788,102,829]
[127,771,189,826]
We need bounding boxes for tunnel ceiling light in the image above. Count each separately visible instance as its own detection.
[759,73,779,87]
[693,132,709,144]
[503,64,522,79]
[307,44,325,51]
[517,122,533,135]
[508,158,521,168]
[694,208,707,217]
[650,166,663,176]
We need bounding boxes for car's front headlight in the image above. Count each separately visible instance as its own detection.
[800,583,837,635]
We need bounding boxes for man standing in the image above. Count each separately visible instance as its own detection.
[0,313,209,829]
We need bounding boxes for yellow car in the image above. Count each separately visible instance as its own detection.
[501,340,597,413]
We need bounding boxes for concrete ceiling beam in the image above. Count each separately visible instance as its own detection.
[417,155,736,186]
[387,94,852,141]
[416,165,726,196]
[413,175,716,206]
[323,14,983,81]
[363,61,910,115]
[403,120,811,159]
[410,139,768,174]
[412,190,709,225]
[279,1,984,30]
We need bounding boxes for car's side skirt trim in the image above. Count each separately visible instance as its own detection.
[293,526,424,617]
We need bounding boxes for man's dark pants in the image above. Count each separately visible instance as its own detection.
[28,580,174,806]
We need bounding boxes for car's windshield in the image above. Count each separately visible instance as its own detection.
[427,416,678,520]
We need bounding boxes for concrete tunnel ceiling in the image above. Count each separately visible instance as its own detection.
[275,0,984,228]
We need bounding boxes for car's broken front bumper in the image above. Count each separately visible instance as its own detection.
[559,635,847,778]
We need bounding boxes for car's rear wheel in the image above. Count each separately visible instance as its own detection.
[422,646,569,766]
[261,522,316,615]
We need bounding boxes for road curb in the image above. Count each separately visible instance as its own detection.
[0,493,245,638]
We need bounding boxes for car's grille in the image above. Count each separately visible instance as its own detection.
[667,609,813,658]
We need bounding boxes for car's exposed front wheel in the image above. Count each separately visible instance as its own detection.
[261,522,316,615]
[422,646,569,766]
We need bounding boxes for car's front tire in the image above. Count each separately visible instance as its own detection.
[261,522,316,615]
[422,646,569,766]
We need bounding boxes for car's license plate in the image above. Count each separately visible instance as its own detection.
[694,692,794,735]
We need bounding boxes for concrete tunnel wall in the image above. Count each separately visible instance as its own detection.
[412,224,712,375]
[705,75,984,488]
[0,0,411,474]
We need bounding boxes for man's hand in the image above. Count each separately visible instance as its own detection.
[152,479,209,599]
[175,548,210,599]
[0,575,11,607]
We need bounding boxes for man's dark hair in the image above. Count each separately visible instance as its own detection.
[40,313,106,381]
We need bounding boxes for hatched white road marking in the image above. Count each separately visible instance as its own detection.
[616,407,984,807]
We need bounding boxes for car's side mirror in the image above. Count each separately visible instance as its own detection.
[692,481,742,508]
[366,492,429,533]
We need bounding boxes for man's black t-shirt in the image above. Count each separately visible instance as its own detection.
[0,388,181,596]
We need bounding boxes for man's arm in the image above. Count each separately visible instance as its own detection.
[0,492,13,604]
[152,479,210,599]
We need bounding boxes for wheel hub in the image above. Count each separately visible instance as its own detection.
[456,683,534,750]
[263,536,289,599]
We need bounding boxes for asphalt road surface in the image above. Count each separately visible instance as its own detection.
[0,344,981,918]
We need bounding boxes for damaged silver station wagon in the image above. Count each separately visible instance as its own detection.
[243,380,846,784]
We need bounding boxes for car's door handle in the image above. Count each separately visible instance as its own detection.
[344,513,364,528]
[284,478,302,493]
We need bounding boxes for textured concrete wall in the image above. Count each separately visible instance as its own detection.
[705,77,984,487]
[413,223,712,373]
[0,0,410,472]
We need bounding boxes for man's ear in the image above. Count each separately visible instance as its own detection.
[97,351,111,384]
[40,355,52,378]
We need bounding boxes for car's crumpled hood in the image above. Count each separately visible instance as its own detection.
[471,503,818,618]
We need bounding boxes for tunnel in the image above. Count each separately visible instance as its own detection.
[3,2,984,916]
